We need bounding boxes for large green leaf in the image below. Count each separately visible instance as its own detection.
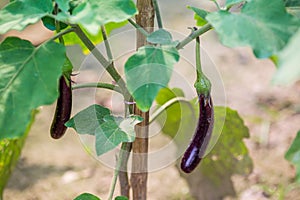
[95,115,142,156]
[65,104,111,136]
[206,0,300,58]
[0,0,53,34]
[146,29,174,45]
[65,0,137,34]
[74,193,101,200]
[125,46,179,112]
[0,37,66,139]
[272,28,300,85]
[285,131,300,182]
[66,104,143,156]
[155,89,252,198]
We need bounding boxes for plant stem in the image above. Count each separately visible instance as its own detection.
[211,0,221,10]
[101,25,113,60]
[149,97,193,123]
[50,28,74,42]
[118,142,132,197]
[152,0,163,29]
[72,25,129,97]
[72,82,122,93]
[54,3,65,44]
[128,19,150,37]
[176,23,212,50]
[195,34,202,81]
[130,1,154,200]
[107,143,132,200]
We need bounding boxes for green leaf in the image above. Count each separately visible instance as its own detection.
[95,115,142,156]
[225,0,246,7]
[115,196,129,200]
[285,131,300,182]
[155,87,189,138]
[188,6,209,26]
[0,0,53,34]
[67,0,137,34]
[146,29,173,45]
[66,104,143,156]
[63,21,127,54]
[55,0,70,13]
[199,107,253,183]
[65,104,111,136]
[272,28,300,85]
[74,193,100,200]
[125,46,180,112]
[0,37,66,139]
[156,87,184,105]
[206,0,300,58]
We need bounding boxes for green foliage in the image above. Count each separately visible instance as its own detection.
[146,29,175,45]
[55,0,70,13]
[0,37,66,139]
[95,115,141,156]
[0,110,36,197]
[199,107,253,183]
[74,193,100,200]
[285,131,300,182]
[188,6,208,26]
[155,87,191,138]
[206,0,300,58]
[272,29,300,85]
[0,0,53,34]
[66,104,143,156]
[125,46,180,112]
[63,0,137,34]
[65,104,111,136]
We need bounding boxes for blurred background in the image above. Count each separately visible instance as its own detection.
[1,0,300,199]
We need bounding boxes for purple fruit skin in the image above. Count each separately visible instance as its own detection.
[50,76,72,139]
[181,94,214,173]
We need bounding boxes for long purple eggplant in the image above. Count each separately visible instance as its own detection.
[180,94,214,173]
[50,76,72,139]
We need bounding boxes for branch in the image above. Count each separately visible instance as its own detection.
[72,82,122,93]
[152,0,163,29]
[176,23,212,49]
[149,97,193,123]
[72,25,129,97]
[128,19,149,37]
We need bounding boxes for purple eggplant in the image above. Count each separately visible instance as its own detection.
[50,76,72,139]
[180,94,214,173]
